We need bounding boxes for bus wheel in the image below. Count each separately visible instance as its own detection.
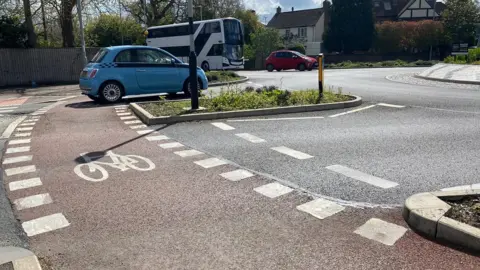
[201,61,210,72]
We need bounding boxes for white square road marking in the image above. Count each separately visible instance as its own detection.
[9,177,42,191]
[117,112,131,116]
[146,135,169,141]
[174,149,204,158]
[137,129,155,135]
[9,138,31,145]
[130,124,147,129]
[220,169,254,182]
[6,146,30,154]
[235,133,266,143]
[22,213,70,236]
[271,146,313,160]
[194,158,227,168]
[296,198,345,220]
[211,122,235,130]
[14,193,53,210]
[354,218,408,246]
[254,182,293,198]
[159,142,184,149]
[125,120,142,125]
[5,165,36,176]
[3,155,33,165]
[14,133,31,137]
[120,116,136,120]
[326,165,398,189]
[17,127,33,131]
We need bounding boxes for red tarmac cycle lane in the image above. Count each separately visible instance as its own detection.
[5,96,478,269]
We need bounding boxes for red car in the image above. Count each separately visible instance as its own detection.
[266,50,318,72]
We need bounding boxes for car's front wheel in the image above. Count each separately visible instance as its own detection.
[298,63,306,71]
[183,78,202,97]
[100,81,123,103]
[87,95,100,102]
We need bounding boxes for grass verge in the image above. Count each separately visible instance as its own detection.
[205,71,241,83]
[325,60,437,69]
[140,86,352,117]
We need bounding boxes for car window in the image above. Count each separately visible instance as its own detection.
[284,52,294,58]
[115,50,133,62]
[90,49,108,63]
[136,49,173,64]
[275,52,284,58]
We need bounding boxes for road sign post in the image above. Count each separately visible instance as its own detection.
[188,0,199,110]
[318,53,324,102]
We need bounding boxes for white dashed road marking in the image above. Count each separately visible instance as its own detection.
[22,213,70,236]
[125,120,142,125]
[174,149,204,157]
[235,133,266,143]
[3,155,33,165]
[14,133,31,137]
[326,165,398,189]
[354,218,408,246]
[296,198,345,220]
[9,138,31,145]
[9,178,42,191]
[0,116,27,139]
[228,116,325,122]
[5,165,36,176]
[194,158,227,168]
[137,130,155,135]
[117,112,131,116]
[24,119,39,122]
[6,146,30,154]
[220,169,254,182]
[254,182,293,198]
[17,127,33,131]
[19,122,36,126]
[14,193,53,210]
[0,110,14,113]
[159,142,184,149]
[120,116,136,120]
[146,135,169,141]
[377,103,406,108]
[130,124,147,129]
[211,122,235,130]
[329,105,377,118]
[271,146,313,160]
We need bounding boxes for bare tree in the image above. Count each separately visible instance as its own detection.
[23,0,37,47]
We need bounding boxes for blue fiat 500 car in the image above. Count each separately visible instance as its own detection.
[79,45,208,103]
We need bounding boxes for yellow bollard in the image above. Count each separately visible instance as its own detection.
[318,53,324,100]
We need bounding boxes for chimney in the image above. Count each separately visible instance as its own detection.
[276,6,281,14]
[292,7,294,12]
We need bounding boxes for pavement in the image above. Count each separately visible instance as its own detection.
[1,68,480,269]
[417,63,480,84]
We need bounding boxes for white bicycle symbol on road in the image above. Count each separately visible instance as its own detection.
[74,150,155,182]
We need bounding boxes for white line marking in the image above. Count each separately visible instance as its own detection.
[194,158,227,168]
[3,155,33,165]
[24,119,39,122]
[441,185,472,191]
[17,127,33,131]
[0,110,14,113]
[220,169,254,182]
[377,103,405,108]
[296,198,345,219]
[146,135,169,141]
[120,116,136,120]
[228,116,325,122]
[211,122,235,130]
[14,193,52,210]
[5,165,36,176]
[137,129,155,135]
[117,112,131,116]
[159,142,184,149]
[130,124,147,129]
[329,105,377,118]
[49,95,77,102]
[9,138,31,145]
[0,106,17,109]
[174,149,204,157]
[6,146,30,154]
[125,120,142,125]
[254,182,293,198]
[19,122,35,126]
[30,116,40,119]
[0,116,27,139]
[14,133,31,137]
[271,146,313,160]
[22,213,70,236]
[326,165,398,189]
[114,105,128,109]
[9,177,42,191]
[354,218,408,246]
[235,133,266,143]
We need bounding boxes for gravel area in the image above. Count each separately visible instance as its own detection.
[386,73,480,90]
[444,195,480,229]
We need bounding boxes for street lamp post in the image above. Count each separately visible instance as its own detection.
[188,0,199,110]
[429,0,439,61]
[77,0,87,66]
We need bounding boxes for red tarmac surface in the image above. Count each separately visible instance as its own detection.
[3,96,479,269]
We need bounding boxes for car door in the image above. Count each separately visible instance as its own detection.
[283,52,297,70]
[274,52,286,69]
[135,48,180,93]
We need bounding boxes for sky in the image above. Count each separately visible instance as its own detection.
[244,0,325,24]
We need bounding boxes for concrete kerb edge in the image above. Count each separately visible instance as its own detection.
[0,247,42,270]
[208,76,249,87]
[403,190,480,252]
[130,95,362,125]
[414,74,480,86]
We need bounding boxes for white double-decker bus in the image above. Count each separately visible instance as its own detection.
[146,18,244,71]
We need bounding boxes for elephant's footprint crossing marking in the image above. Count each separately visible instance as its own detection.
[74,150,156,182]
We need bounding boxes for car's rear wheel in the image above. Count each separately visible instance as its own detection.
[298,63,306,71]
[267,64,274,72]
[99,81,123,103]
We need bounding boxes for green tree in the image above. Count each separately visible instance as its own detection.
[0,15,27,48]
[233,9,261,44]
[323,0,375,53]
[85,14,145,47]
[442,0,480,44]
[249,26,281,59]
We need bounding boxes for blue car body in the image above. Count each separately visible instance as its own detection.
[79,45,208,101]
